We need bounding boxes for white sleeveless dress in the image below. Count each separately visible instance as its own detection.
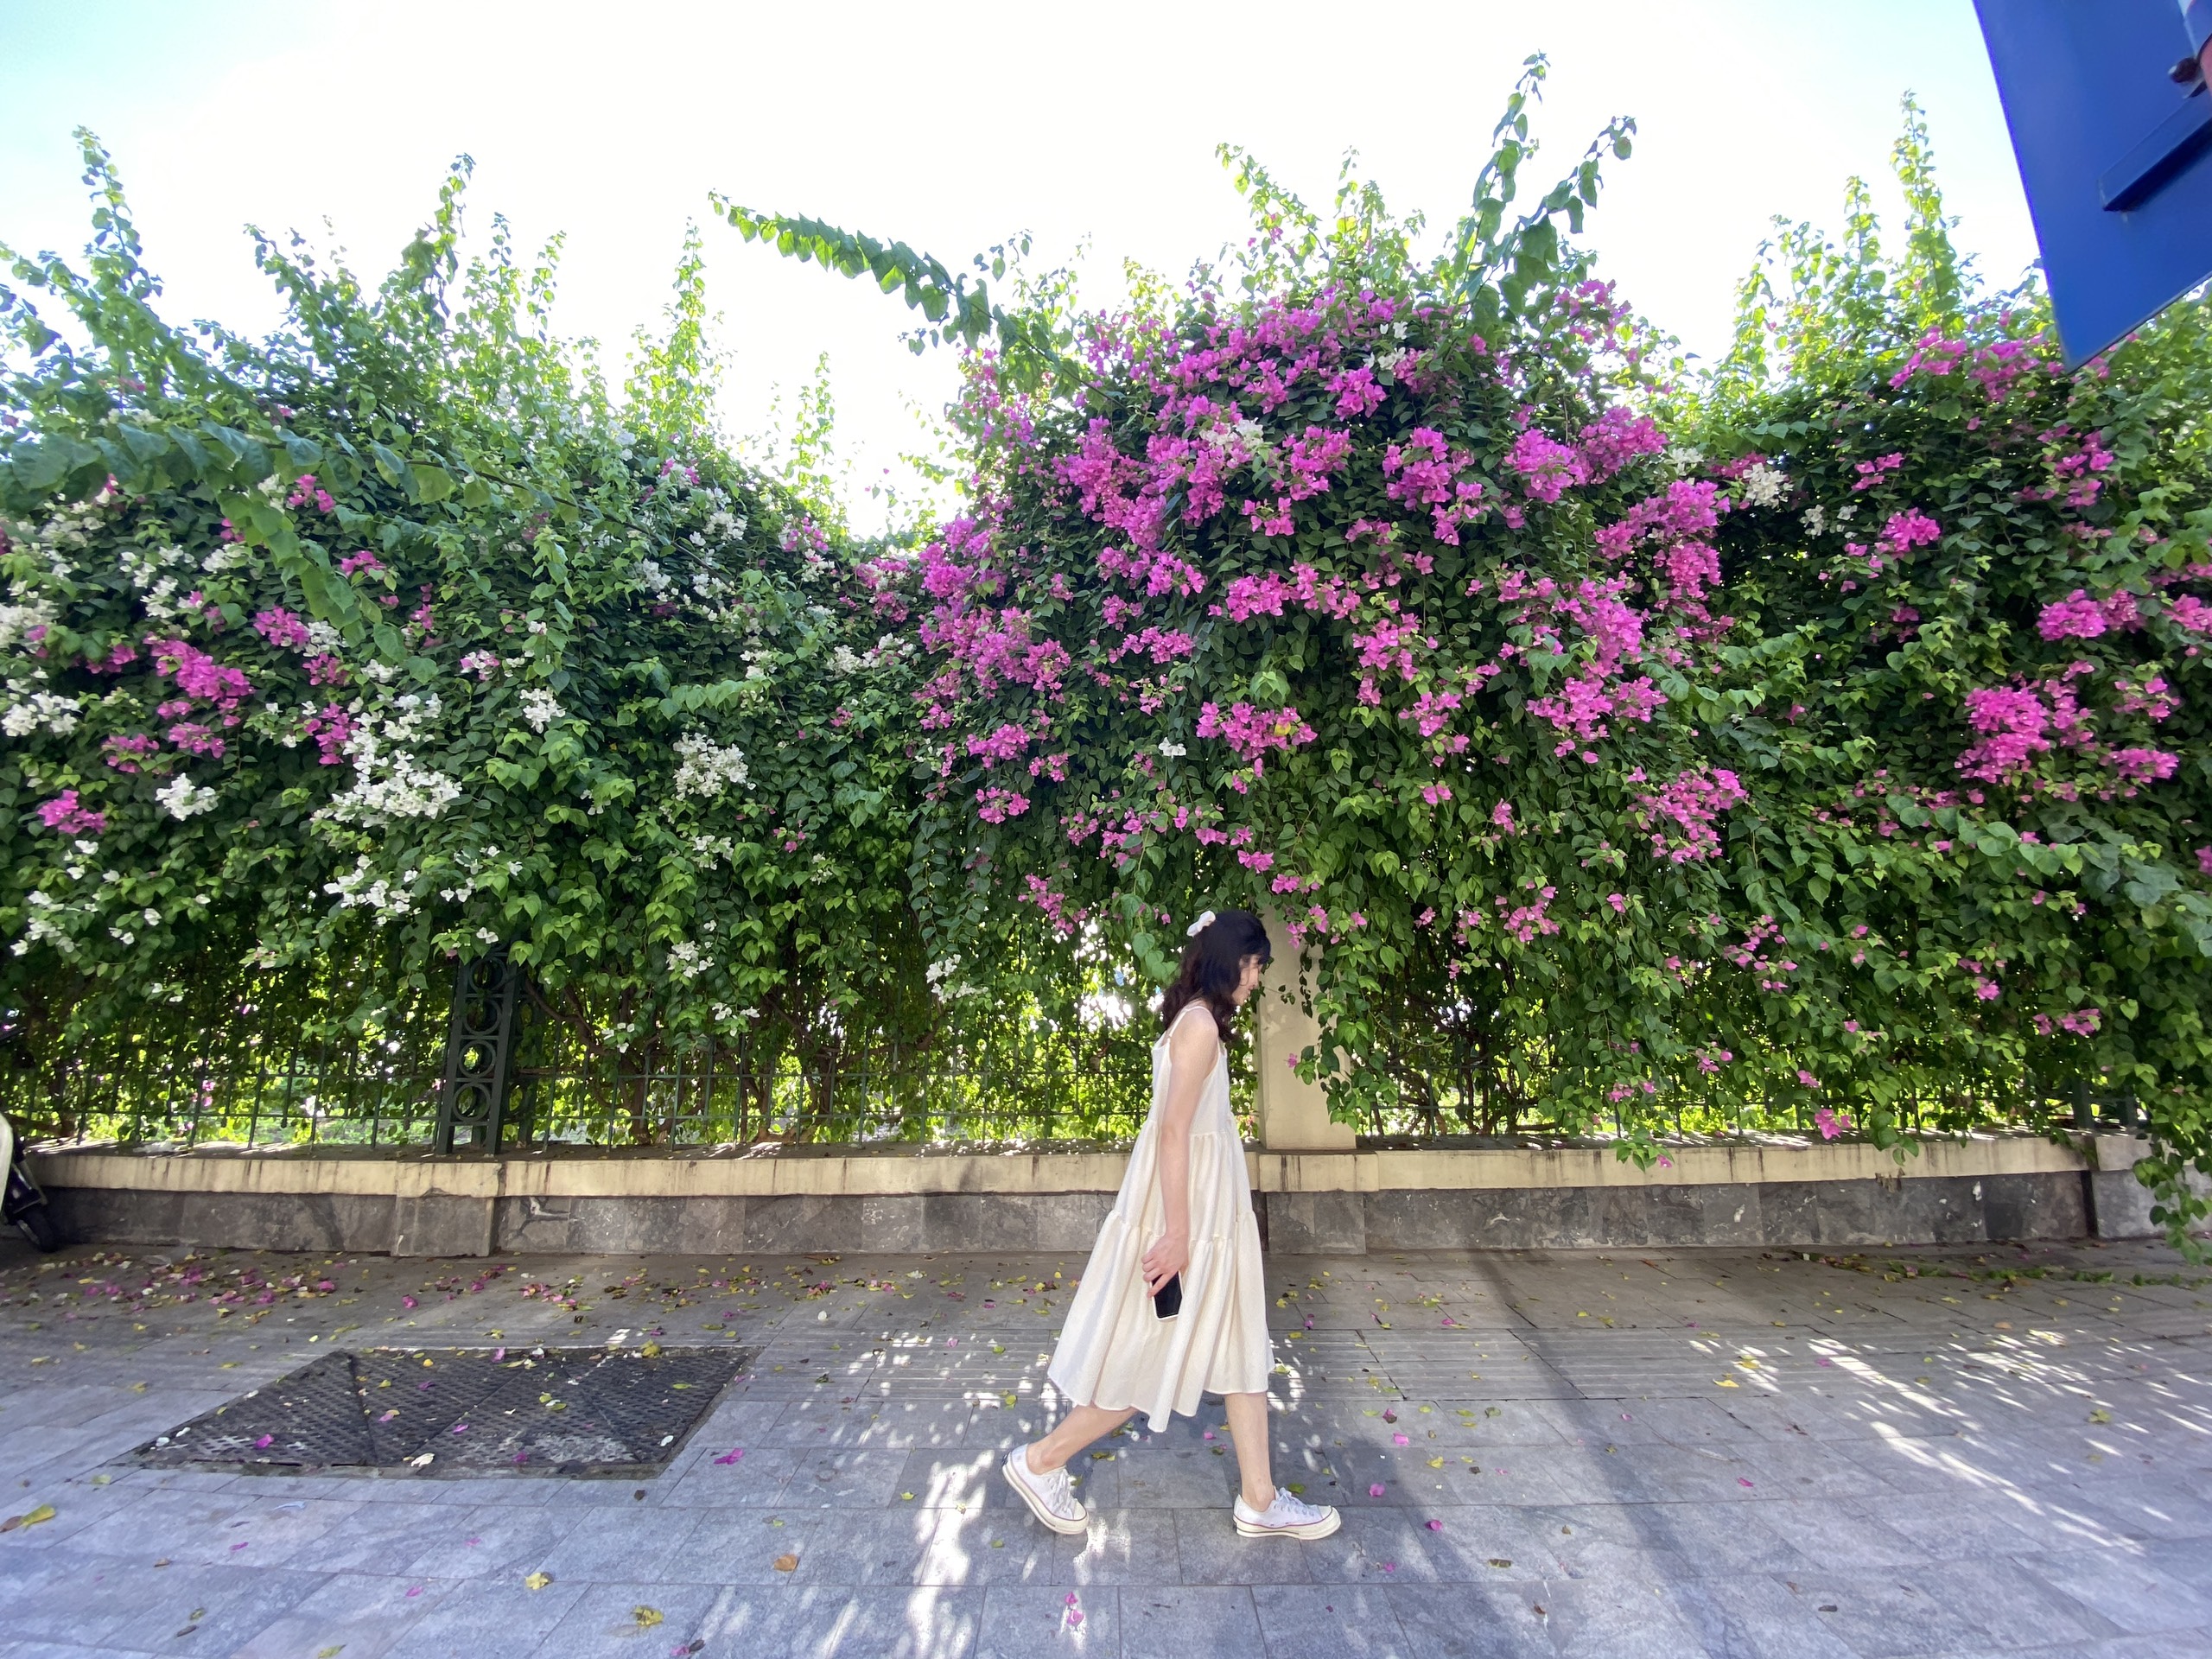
[1046,1002,1272,1430]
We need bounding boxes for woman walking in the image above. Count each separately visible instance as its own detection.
[1003,907,1340,1541]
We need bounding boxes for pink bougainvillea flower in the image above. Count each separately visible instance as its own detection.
[1369,1483,1387,1497]
[37,791,106,837]
[713,1447,746,1465]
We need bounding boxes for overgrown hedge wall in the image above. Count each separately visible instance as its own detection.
[4,82,2209,1229]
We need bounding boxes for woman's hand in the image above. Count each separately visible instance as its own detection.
[1141,1230,1189,1295]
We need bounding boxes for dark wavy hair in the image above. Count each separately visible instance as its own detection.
[1159,907,1272,1041]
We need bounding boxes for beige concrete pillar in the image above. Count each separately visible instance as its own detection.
[1253,906,1357,1152]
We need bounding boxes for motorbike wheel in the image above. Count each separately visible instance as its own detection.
[15,1202,60,1253]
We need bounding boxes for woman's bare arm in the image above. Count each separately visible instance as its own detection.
[1142,1009,1218,1293]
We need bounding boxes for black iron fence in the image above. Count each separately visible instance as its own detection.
[1,961,2095,1154]
[0,984,1205,1152]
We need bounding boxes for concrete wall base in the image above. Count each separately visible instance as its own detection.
[1262,1172,2092,1253]
[42,1165,2118,1258]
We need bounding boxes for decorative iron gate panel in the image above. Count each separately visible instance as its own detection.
[435,948,521,1152]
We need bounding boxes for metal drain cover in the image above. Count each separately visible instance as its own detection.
[130,1345,754,1478]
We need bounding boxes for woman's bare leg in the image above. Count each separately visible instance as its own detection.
[1025,1402,1137,1474]
[1224,1389,1276,1510]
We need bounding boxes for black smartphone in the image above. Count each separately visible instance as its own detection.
[1152,1274,1182,1319]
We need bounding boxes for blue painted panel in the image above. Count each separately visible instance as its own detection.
[1975,0,2212,365]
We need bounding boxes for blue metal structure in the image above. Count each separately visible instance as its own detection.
[1975,0,2212,365]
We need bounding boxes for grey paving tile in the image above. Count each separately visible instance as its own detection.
[774,1396,982,1452]
[256,1499,449,1573]
[657,1444,802,1509]
[1384,1579,1557,1658]
[1601,1498,1822,1575]
[233,1572,465,1659]
[1669,1577,1865,1659]
[812,1585,984,1658]
[383,1575,591,1659]
[783,1446,915,1508]
[1750,1497,1930,1571]
[524,1503,703,1582]
[1252,1584,1411,1657]
[888,1446,1001,1510]
[2063,1478,2212,1542]
[1849,1492,2050,1561]
[1118,1585,1262,1659]
[1299,1508,1462,1586]
[2051,1637,2212,1659]
[391,1502,585,1582]
[54,1484,257,1560]
[783,1505,942,1587]
[973,1584,1118,1659]
[1903,1554,2120,1649]
[3,1551,178,1647]
[0,1484,154,1555]
[94,1561,326,1654]
[1753,1571,1995,1657]
[1171,1506,1308,1586]
[1054,1508,1179,1586]
[660,1509,823,1584]
[523,1580,724,1658]
[2018,1545,2212,1635]
[916,1505,1064,1586]
[1534,1573,1722,1659]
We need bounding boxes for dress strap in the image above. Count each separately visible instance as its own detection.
[1156,1001,1217,1046]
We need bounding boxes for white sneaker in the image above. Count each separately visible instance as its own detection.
[1234,1487,1341,1539]
[1002,1445,1089,1535]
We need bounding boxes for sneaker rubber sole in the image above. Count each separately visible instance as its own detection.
[1002,1450,1090,1535]
[1235,1505,1342,1540]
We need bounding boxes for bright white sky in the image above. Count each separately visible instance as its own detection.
[0,0,2038,531]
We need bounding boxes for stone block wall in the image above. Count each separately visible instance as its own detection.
[43,1173,2105,1259]
[1262,1171,2092,1254]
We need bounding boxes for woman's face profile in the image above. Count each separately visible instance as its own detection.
[1230,952,1265,1007]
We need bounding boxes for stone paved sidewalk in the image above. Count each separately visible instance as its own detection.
[3,1231,2212,1658]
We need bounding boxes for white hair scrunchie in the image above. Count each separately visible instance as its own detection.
[1185,910,1217,938]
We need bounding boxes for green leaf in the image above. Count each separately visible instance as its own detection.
[2121,861,2179,910]
[8,434,100,493]
[369,442,414,493]
[204,423,271,480]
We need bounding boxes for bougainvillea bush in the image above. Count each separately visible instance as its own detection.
[0,142,951,1131]
[732,84,2212,1212]
[1681,112,2212,1221]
